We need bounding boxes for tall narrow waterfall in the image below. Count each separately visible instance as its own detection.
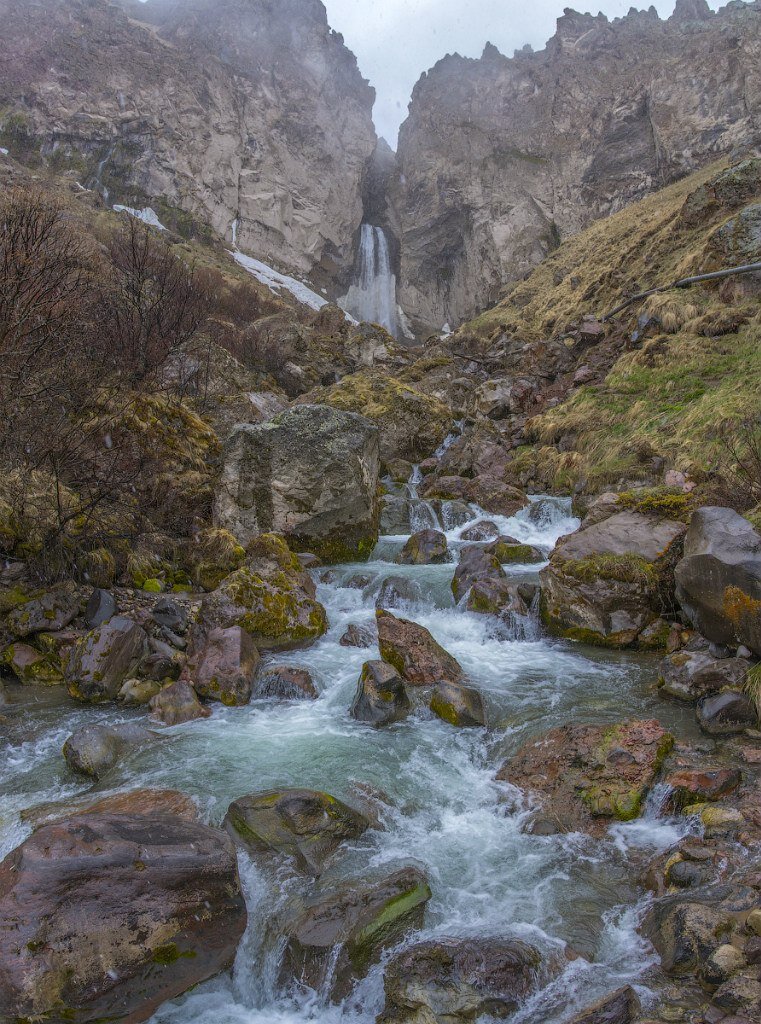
[340,224,398,337]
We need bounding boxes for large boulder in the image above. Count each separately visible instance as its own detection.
[0,814,246,1023]
[224,789,369,876]
[430,680,486,728]
[498,720,674,835]
[540,511,686,648]
[379,937,541,1024]
[214,404,380,562]
[150,679,211,725]
[24,789,201,828]
[566,986,641,1024]
[452,545,506,603]
[252,664,318,700]
[377,609,463,686]
[66,616,148,702]
[422,476,528,518]
[186,625,259,706]
[302,371,453,464]
[350,660,411,726]
[675,507,761,656]
[697,690,758,735]
[279,867,432,1001]
[3,581,80,637]
[201,534,328,651]
[644,891,739,977]
[397,529,450,566]
[658,648,751,702]
[1,642,64,685]
[62,723,154,780]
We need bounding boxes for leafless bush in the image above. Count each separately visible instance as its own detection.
[712,417,761,511]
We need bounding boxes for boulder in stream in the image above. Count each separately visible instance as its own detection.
[675,507,761,656]
[201,534,328,651]
[452,545,506,603]
[430,680,486,728]
[339,622,376,648]
[351,660,411,727]
[0,813,246,1023]
[186,625,260,706]
[252,664,318,700]
[566,985,641,1024]
[279,866,432,1000]
[397,528,450,565]
[62,722,154,780]
[376,575,422,610]
[697,689,758,735]
[540,511,686,648]
[225,788,369,876]
[214,404,380,562]
[658,648,751,702]
[379,936,542,1024]
[499,719,674,835]
[460,520,501,542]
[150,679,211,725]
[486,538,544,564]
[377,609,463,687]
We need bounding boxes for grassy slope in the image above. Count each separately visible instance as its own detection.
[461,159,761,490]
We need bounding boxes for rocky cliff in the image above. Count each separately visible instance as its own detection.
[390,0,761,335]
[0,0,376,282]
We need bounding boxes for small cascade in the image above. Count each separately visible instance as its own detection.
[92,143,115,206]
[405,465,442,531]
[340,224,398,337]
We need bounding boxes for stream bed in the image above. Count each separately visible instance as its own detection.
[0,496,704,1024]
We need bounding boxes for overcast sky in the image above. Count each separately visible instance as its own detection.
[320,0,719,144]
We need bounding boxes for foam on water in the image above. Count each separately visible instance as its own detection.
[0,492,700,1024]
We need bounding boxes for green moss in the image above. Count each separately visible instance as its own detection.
[561,553,657,586]
[616,488,694,521]
[142,579,163,593]
[349,880,432,971]
[152,943,196,966]
[492,543,541,564]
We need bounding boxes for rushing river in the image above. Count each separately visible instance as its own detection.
[0,493,703,1024]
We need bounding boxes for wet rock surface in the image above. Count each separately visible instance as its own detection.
[377,609,463,686]
[0,813,247,1024]
[186,625,260,706]
[351,660,411,727]
[253,664,318,700]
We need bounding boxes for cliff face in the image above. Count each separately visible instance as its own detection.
[390,1,761,335]
[0,0,376,281]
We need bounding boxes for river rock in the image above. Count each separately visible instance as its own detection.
[279,866,432,1000]
[645,895,738,976]
[380,495,413,535]
[151,597,189,633]
[4,581,80,637]
[467,579,530,618]
[423,476,528,518]
[566,985,641,1024]
[486,539,544,564]
[697,690,758,735]
[658,648,751,702]
[540,511,686,648]
[675,507,761,656]
[150,679,211,725]
[225,789,369,876]
[397,529,450,565]
[253,664,318,700]
[379,936,542,1024]
[201,534,328,651]
[351,660,411,726]
[461,520,501,542]
[430,680,486,727]
[187,625,259,706]
[499,720,674,835]
[436,500,475,531]
[24,788,200,828]
[452,544,506,602]
[665,767,742,810]
[84,588,117,628]
[377,609,463,686]
[214,405,380,562]
[1,642,64,685]
[62,723,154,780]
[66,616,148,702]
[0,813,246,1023]
[376,575,422,609]
[339,623,376,648]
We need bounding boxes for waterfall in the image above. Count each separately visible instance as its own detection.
[340,224,398,337]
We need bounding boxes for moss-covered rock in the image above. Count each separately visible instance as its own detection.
[3,582,81,638]
[430,680,486,728]
[0,643,64,686]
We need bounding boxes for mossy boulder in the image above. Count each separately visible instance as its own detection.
[150,679,210,725]
[303,371,453,463]
[62,723,154,780]
[185,626,259,707]
[187,528,246,593]
[540,511,686,648]
[430,680,486,728]
[377,609,463,687]
[224,789,369,876]
[397,529,450,566]
[486,540,544,564]
[1,643,64,686]
[452,545,506,603]
[214,405,380,563]
[279,867,432,1001]
[350,660,411,727]
[66,616,149,703]
[498,719,674,835]
[3,582,80,638]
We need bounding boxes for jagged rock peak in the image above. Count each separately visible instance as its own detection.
[391,0,761,335]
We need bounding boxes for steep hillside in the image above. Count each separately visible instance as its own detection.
[390,1,761,335]
[0,0,376,285]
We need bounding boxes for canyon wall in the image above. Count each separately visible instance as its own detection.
[390,0,761,335]
[0,0,376,281]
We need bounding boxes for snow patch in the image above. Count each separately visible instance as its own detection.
[0,148,9,157]
[440,322,452,338]
[113,205,167,231]
[233,250,357,323]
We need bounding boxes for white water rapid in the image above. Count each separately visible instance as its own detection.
[340,224,398,337]
[0,481,704,1024]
